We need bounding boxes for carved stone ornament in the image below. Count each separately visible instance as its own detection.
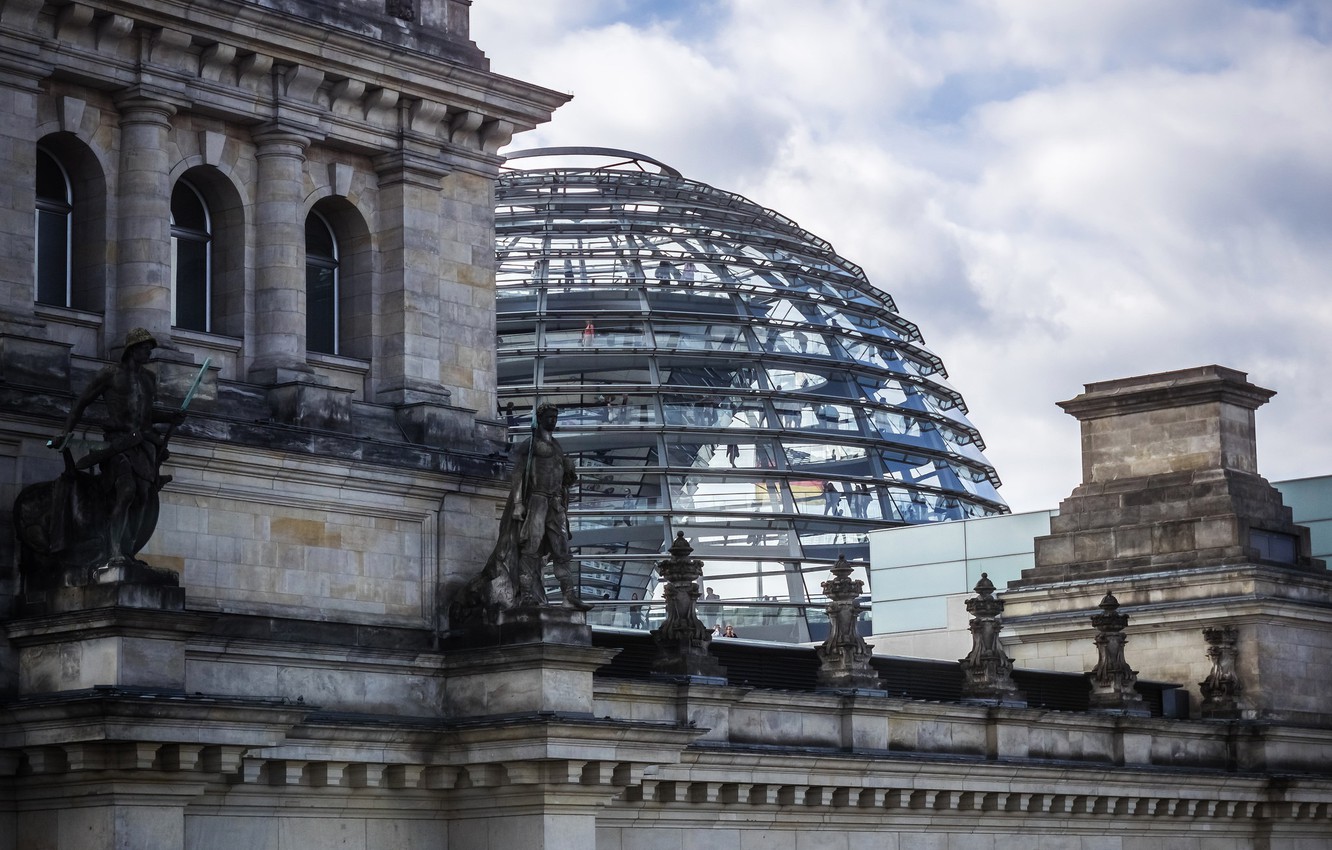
[815,555,882,692]
[1088,592,1147,715]
[649,533,726,682]
[958,573,1025,707]
[1199,625,1242,719]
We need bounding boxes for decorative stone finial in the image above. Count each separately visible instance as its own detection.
[650,533,725,682]
[1087,592,1147,715]
[959,573,1025,707]
[815,555,883,693]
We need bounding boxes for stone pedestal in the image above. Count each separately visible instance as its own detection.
[441,640,617,718]
[5,584,204,694]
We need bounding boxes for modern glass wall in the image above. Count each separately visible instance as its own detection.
[496,148,1007,611]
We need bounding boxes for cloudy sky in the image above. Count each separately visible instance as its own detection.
[471,1,1332,513]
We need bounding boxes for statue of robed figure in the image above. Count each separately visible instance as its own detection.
[450,402,592,631]
[12,329,204,590]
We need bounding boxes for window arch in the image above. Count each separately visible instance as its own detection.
[35,147,73,306]
[171,178,212,332]
[306,210,340,355]
[305,196,373,363]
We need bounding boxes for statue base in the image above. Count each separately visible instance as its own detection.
[960,690,1028,709]
[19,578,184,617]
[1089,688,1150,717]
[7,585,204,694]
[445,604,591,649]
[816,666,885,694]
[441,640,619,718]
[650,638,727,683]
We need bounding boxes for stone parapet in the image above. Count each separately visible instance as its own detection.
[1,619,1331,848]
[1003,564,1332,724]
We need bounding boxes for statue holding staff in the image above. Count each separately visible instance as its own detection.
[14,329,202,587]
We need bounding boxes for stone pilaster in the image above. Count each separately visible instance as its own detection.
[0,63,42,332]
[113,93,177,350]
[248,125,314,384]
[372,148,452,407]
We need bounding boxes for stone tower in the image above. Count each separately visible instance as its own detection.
[1003,365,1332,723]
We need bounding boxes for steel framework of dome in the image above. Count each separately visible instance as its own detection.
[495,147,1008,604]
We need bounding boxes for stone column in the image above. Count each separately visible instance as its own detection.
[248,125,313,384]
[114,94,177,349]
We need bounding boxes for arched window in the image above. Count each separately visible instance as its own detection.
[171,179,212,331]
[35,148,72,306]
[306,211,339,355]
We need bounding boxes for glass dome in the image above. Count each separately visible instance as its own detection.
[495,147,1007,605]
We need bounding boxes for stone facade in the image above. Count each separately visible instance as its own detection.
[1,2,1331,847]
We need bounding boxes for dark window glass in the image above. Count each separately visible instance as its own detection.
[171,180,211,331]
[35,149,71,306]
[305,213,338,355]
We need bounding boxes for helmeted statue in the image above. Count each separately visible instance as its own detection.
[450,402,592,629]
[13,329,189,589]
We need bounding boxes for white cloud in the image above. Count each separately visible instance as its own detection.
[471,0,1332,511]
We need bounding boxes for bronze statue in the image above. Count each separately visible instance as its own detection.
[13,329,192,589]
[451,402,591,628]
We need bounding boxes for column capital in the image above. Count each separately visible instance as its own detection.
[373,148,451,189]
[250,122,313,155]
[113,87,182,122]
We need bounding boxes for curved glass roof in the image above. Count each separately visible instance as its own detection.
[495,148,1007,604]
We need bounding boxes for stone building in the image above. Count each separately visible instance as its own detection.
[2,2,1332,849]
[0,0,567,649]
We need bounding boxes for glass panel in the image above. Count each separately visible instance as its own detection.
[36,150,68,201]
[306,264,336,354]
[171,180,210,332]
[35,151,71,307]
[754,326,832,357]
[545,319,645,350]
[667,474,786,513]
[305,215,335,257]
[497,327,539,351]
[173,238,208,332]
[35,208,68,306]
[171,181,207,231]
[652,322,749,352]
[540,357,652,386]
